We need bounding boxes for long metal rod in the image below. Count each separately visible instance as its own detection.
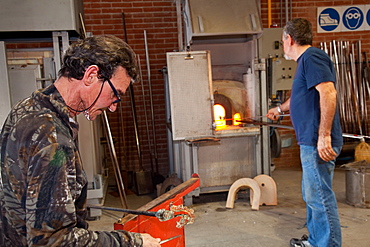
[159,235,181,244]
[363,52,369,132]
[144,30,159,173]
[357,40,366,134]
[239,119,294,130]
[342,133,370,139]
[118,102,128,171]
[262,59,271,175]
[122,12,143,170]
[138,54,154,173]
[102,111,128,209]
[88,205,157,217]
[350,44,363,134]
[129,83,143,169]
[79,13,87,39]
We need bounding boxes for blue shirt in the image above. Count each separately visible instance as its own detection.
[290,47,343,147]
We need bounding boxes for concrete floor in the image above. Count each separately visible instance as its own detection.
[88,167,370,246]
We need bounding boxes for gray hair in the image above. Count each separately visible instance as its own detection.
[283,18,313,46]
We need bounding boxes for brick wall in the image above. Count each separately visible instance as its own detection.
[83,0,179,177]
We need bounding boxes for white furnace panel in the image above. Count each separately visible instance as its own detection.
[166,51,214,140]
[0,0,83,34]
[8,64,42,106]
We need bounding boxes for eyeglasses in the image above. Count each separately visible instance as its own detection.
[106,79,122,104]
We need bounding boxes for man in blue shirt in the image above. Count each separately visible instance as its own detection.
[267,18,343,247]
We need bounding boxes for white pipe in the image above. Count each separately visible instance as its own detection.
[197,16,204,33]
[175,0,183,51]
[280,0,283,27]
[285,0,288,22]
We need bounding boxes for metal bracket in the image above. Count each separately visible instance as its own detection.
[52,31,69,73]
[254,62,266,71]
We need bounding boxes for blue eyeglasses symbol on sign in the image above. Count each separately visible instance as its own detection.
[344,7,363,30]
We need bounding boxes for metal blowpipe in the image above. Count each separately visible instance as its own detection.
[88,204,195,228]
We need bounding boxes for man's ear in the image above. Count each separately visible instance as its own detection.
[287,34,294,46]
[83,65,99,85]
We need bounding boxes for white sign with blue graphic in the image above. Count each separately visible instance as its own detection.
[318,5,370,33]
[318,7,341,32]
[367,6,370,29]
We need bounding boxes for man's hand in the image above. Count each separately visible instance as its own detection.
[266,107,281,121]
[266,98,290,121]
[141,233,161,247]
[317,135,337,162]
[315,82,337,162]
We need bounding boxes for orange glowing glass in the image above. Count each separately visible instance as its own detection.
[214,104,226,128]
[233,113,241,125]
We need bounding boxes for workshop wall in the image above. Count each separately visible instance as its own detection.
[82,0,370,171]
[4,0,369,173]
[261,0,370,52]
[261,0,370,168]
[83,0,179,178]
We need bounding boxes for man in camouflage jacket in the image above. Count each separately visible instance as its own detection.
[0,35,160,247]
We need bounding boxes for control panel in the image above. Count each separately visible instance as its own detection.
[258,28,297,94]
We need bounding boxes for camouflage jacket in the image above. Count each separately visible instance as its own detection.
[0,84,143,246]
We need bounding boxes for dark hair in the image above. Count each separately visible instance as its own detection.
[283,18,312,46]
[58,35,137,81]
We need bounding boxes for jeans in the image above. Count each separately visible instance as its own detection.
[300,145,342,247]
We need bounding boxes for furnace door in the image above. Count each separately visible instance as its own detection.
[166,51,214,140]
